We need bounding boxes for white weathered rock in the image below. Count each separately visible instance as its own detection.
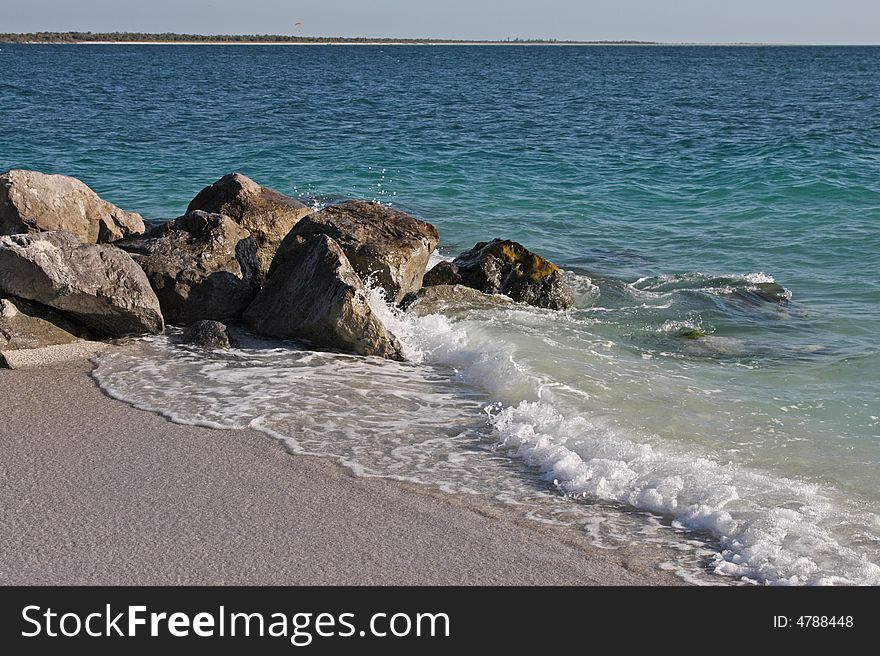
[0,169,144,243]
[0,231,164,337]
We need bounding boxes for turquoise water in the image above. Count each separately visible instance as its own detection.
[3,44,879,584]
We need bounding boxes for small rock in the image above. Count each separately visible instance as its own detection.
[401,284,513,314]
[420,260,461,286]
[181,320,233,349]
[0,169,144,243]
[677,328,708,340]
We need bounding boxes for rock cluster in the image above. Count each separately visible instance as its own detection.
[0,169,573,364]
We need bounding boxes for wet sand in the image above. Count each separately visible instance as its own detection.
[0,361,685,585]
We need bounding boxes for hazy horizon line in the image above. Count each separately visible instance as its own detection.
[1,31,879,46]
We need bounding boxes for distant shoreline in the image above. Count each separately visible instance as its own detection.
[1,32,874,47]
[0,32,655,46]
[1,40,871,48]
[2,41,854,47]
[17,41,658,47]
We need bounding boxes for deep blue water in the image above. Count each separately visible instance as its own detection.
[3,45,879,331]
[3,44,880,584]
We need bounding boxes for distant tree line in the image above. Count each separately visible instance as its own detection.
[0,32,656,45]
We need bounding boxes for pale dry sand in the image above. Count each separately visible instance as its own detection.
[0,361,686,585]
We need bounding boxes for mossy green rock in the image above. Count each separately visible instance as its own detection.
[678,328,708,339]
[422,239,573,310]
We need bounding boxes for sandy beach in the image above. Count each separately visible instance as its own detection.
[0,358,685,586]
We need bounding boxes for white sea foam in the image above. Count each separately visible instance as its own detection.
[93,274,880,586]
[486,400,880,585]
[426,248,453,269]
[631,271,791,301]
[369,284,880,584]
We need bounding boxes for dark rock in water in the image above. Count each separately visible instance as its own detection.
[422,239,573,310]
[421,261,461,287]
[244,234,404,360]
[187,173,313,277]
[277,200,440,304]
[118,211,261,326]
[0,231,164,337]
[0,169,144,243]
[0,297,93,350]
[181,320,233,349]
[401,284,513,314]
[735,282,792,306]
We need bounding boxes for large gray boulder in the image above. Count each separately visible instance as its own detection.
[276,201,439,304]
[244,234,404,360]
[186,173,312,277]
[401,284,513,315]
[0,169,144,243]
[118,211,260,325]
[0,297,93,350]
[0,231,164,337]
[422,239,573,310]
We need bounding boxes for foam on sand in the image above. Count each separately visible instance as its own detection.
[93,276,880,585]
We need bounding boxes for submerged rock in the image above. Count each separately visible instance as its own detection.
[422,239,573,310]
[0,169,144,243]
[401,284,513,315]
[181,320,233,349]
[244,234,404,360]
[734,282,792,306]
[677,328,708,339]
[277,200,439,304]
[0,297,93,350]
[187,173,313,277]
[0,231,164,337]
[118,211,261,325]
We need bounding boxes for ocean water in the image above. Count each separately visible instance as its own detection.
[2,44,879,585]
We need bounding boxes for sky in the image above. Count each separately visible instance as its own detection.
[1,0,878,44]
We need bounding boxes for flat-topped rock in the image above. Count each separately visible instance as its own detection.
[0,169,144,243]
[245,234,404,360]
[423,239,573,310]
[401,284,513,315]
[118,210,260,325]
[0,297,93,350]
[187,173,313,277]
[1,340,112,369]
[0,231,164,337]
[277,200,439,304]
